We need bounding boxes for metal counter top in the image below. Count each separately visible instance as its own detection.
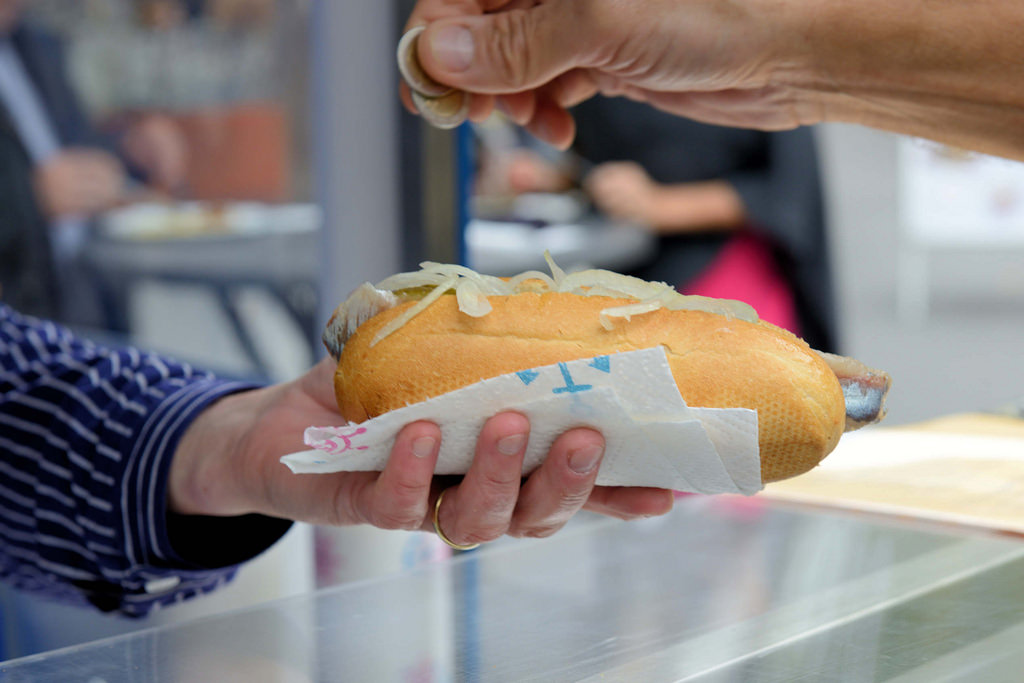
[4,497,1023,682]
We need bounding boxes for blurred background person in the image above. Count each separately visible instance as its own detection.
[0,0,187,324]
[480,97,836,353]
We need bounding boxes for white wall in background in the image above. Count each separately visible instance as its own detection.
[817,124,1024,424]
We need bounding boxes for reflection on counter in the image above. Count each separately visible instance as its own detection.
[4,499,1024,681]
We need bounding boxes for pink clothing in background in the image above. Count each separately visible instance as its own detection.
[682,231,800,336]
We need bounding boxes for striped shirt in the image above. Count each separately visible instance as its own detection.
[0,304,271,616]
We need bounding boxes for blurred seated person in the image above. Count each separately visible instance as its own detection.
[483,97,837,353]
[0,0,186,322]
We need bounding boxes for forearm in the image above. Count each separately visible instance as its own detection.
[647,181,747,234]
[0,306,265,614]
[781,0,1024,158]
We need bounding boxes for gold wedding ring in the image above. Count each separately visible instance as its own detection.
[433,489,481,551]
[398,26,470,129]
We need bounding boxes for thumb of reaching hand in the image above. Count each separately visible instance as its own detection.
[423,23,475,75]
[418,5,579,93]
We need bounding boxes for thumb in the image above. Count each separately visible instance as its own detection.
[418,3,584,93]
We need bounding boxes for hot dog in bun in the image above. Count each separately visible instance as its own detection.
[323,258,890,483]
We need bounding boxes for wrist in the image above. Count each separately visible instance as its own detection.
[169,389,263,517]
[776,0,1024,144]
[745,0,831,126]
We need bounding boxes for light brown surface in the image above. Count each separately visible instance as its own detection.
[763,420,1024,536]
[335,292,846,482]
[894,413,1024,439]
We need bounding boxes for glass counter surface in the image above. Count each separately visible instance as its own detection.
[3,497,1023,682]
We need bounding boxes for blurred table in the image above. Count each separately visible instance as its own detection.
[466,218,656,277]
[4,498,1022,682]
[84,202,322,377]
[466,192,656,276]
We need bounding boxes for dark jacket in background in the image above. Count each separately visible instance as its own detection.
[571,97,837,353]
[0,104,56,317]
[0,22,114,319]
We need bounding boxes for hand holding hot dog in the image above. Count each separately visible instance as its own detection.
[168,357,673,548]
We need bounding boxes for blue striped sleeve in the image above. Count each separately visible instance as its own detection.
[0,304,271,616]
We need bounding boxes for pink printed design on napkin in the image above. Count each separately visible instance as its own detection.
[306,426,368,454]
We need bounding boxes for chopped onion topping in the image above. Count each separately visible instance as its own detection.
[559,269,665,299]
[544,251,567,287]
[420,261,510,294]
[455,277,493,317]
[375,270,451,291]
[329,251,760,349]
[371,275,458,346]
[598,300,664,329]
[507,270,557,291]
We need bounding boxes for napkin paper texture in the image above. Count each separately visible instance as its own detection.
[281,348,762,495]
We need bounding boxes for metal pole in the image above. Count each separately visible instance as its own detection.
[310,0,402,348]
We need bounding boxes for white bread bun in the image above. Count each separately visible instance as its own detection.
[334,291,846,483]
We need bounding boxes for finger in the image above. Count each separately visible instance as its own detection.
[401,2,495,117]
[546,69,599,110]
[418,3,587,94]
[584,486,675,520]
[525,95,576,150]
[399,82,419,115]
[360,420,441,530]
[434,412,529,546]
[467,93,496,122]
[397,22,495,124]
[401,0,493,114]
[498,0,543,10]
[495,91,536,126]
[405,0,510,31]
[583,166,610,190]
[508,428,604,538]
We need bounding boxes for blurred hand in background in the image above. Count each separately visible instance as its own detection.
[33,148,124,218]
[583,162,661,227]
[585,161,745,235]
[121,113,189,193]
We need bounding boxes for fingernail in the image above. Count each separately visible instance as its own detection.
[412,436,436,458]
[530,116,550,144]
[500,98,531,127]
[428,24,474,73]
[496,433,527,456]
[569,444,603,474]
